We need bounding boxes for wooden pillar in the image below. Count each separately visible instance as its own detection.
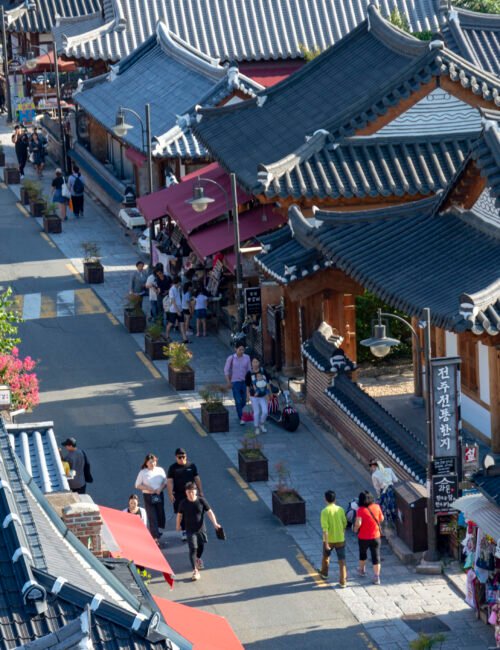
[260,282,282,366]
[343,294,357,362]
[435,327,446,357]
[489,346,500,453]
[282,294,301,372]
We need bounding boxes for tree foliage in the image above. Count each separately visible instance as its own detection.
[0,287,21,354]
[298,43,322,62]
[454,0,500,12]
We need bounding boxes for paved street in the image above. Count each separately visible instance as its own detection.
[0,118,495,649]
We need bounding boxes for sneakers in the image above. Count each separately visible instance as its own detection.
[357,568,366,577]
[240,419,246,426]
[372,575,381,585]
[260,424,267,433]
[196,558,204,570]
[254,426,261,435]
[316,568,328,580]
[339,582,347,589]
[192,570,201,581]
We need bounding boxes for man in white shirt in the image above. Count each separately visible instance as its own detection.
[145,270,159,321]
[165,275,189,342]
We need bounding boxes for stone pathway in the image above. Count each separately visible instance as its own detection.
[1,118,494,649]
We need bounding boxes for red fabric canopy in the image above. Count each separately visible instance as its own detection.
[188,205,285,260]
[137,163,251,229]
[22,52,76,73]
[154,596,243,650]
[99,506,174,586]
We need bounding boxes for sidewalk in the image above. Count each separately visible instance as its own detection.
[1,119,494,649]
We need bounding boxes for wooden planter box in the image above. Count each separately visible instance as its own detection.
[124,308,147,333]
[30,200,46,217]
[83,262,104,284]
[168,365,195,391]
[0,152,5,167]
[238,450,268,482]
[272,490,306,525]
[43,216,62,233]
[144,333,169,360]
[4,166,20,184]
[20,187,31,205]
[201,404,229,433]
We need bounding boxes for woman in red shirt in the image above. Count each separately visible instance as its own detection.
[353,491,384,584]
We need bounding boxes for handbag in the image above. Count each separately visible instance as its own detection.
[61,181,71,199]
[241,404,254,422]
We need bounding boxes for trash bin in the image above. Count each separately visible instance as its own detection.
[394,480,428,552]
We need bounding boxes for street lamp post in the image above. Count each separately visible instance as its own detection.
[361,307,438,562]
[1,6,13,123]
[112,104,153,194]
[25,42,67,174]
[186,172,244,329]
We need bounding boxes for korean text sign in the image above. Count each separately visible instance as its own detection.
[431,357,460,459]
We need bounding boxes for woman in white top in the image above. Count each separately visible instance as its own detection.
[181,281,193,338]
[123,493,148,527]
[369,459,398,524]
[135,453,167,544]
[194,288,209,337]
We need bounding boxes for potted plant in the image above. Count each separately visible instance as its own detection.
[82,241,104,284]
[42,200,62,234]
[144,319,169,360]
[28,182,46,217]
[272,461,306,525]
[20,179,36,205]
[0,143,5,167]
[124,293,147,333]
[3,162,20,184]
[238,430,268,482]
[199,383,229,432]
[165,342,194,391]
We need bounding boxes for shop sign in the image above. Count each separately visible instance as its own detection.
[433,457,456,476]
[431,357,460,459]
[244,287,262,316]
[8,57,22,73]
[462,443,479,478]
[432,474,458,514]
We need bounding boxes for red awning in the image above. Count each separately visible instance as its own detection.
[136,163,251,229]
[99,506,174,587]
[154,596,244,650]
[188,205,285,261]
[22,52,76,73]
[125,147,147,167]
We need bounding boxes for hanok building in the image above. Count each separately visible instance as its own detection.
[72,23,262,212]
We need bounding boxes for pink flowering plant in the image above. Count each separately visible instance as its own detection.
[0,347,39,410]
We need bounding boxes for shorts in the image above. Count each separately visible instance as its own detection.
[323,542,346,561]
[195,308,207,320]
[167,312,181,324]
[182,308,191,316]
[358,537,381,564]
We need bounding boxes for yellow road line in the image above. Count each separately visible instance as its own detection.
[40,232,56,248]
[358,631,378,650]
[76,288,107,315]
[181,406,207,438]
[227,467,258,502]
[296,551,329,588]
[66,263,84,284]
[16,202,29,218]
[136,351,162,379]
[40,293,56,319]
[106,312,119,325]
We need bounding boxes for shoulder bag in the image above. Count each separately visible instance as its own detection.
[365,505,382,535]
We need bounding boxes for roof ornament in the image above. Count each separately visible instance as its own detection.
[284,264,297,276]
[227,64,240,88]
[176,113,191,129]
[256,95,267,108]
[428,39,444,50]
[90,593,104,611]
[51,576,67,594]
[257,165,273,190]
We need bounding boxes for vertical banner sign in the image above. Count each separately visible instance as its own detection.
[244,287,262,316]
[431,357,461,459]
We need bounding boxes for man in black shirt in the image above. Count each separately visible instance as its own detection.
[167,448,203,541]
[176,482,221,581]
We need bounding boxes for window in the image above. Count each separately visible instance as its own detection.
[458,334,478,395]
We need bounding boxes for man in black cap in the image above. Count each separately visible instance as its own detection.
[60,437,87,494]
[167,448,203,541]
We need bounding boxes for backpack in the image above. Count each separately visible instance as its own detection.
[72,174,84,194]
[82,450,93,484]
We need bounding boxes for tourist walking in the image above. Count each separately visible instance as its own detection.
[68,165,85,218]
[129,261,148,306]
[29,131,45,177]
[146,268,159,321]
[245,356,271,434]
[224,343,251,424]
[12,126,29,178]
[176,482,222,581]
[181,281,193,336]
[318,490,348,587]
[166,447,203,541]
[154,267,171,324]
[123,493,148,526]
[134,453,167,546]
[353,490,384,584]
[51,168,70,221]
[194,288,208,337]
[369,459,397,524]
[60,437,89,494]
[165,275,189,343]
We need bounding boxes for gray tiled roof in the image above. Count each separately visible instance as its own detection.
[6,0,101,34]
[57,0,442,63]
[75,23,261,157]
[194,7,500,191]
[6,422,69,494]
[256,130,477,200]
[441,5,500,77]
[472,109,500,208]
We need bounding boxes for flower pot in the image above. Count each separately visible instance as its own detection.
[144,333,169,360]
[83,262,104,284]
[272,490,306,525]
[20,186,31,205]
[201,403,229,433]
[124,308,147,333]
[30,199,46,217]
[0,152,6,167]
[168,364,195,391]
[43,215,62,233]
[238,449,268,482]
[4,166,20,184]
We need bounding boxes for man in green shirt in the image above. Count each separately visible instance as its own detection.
[318,490,347,586]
